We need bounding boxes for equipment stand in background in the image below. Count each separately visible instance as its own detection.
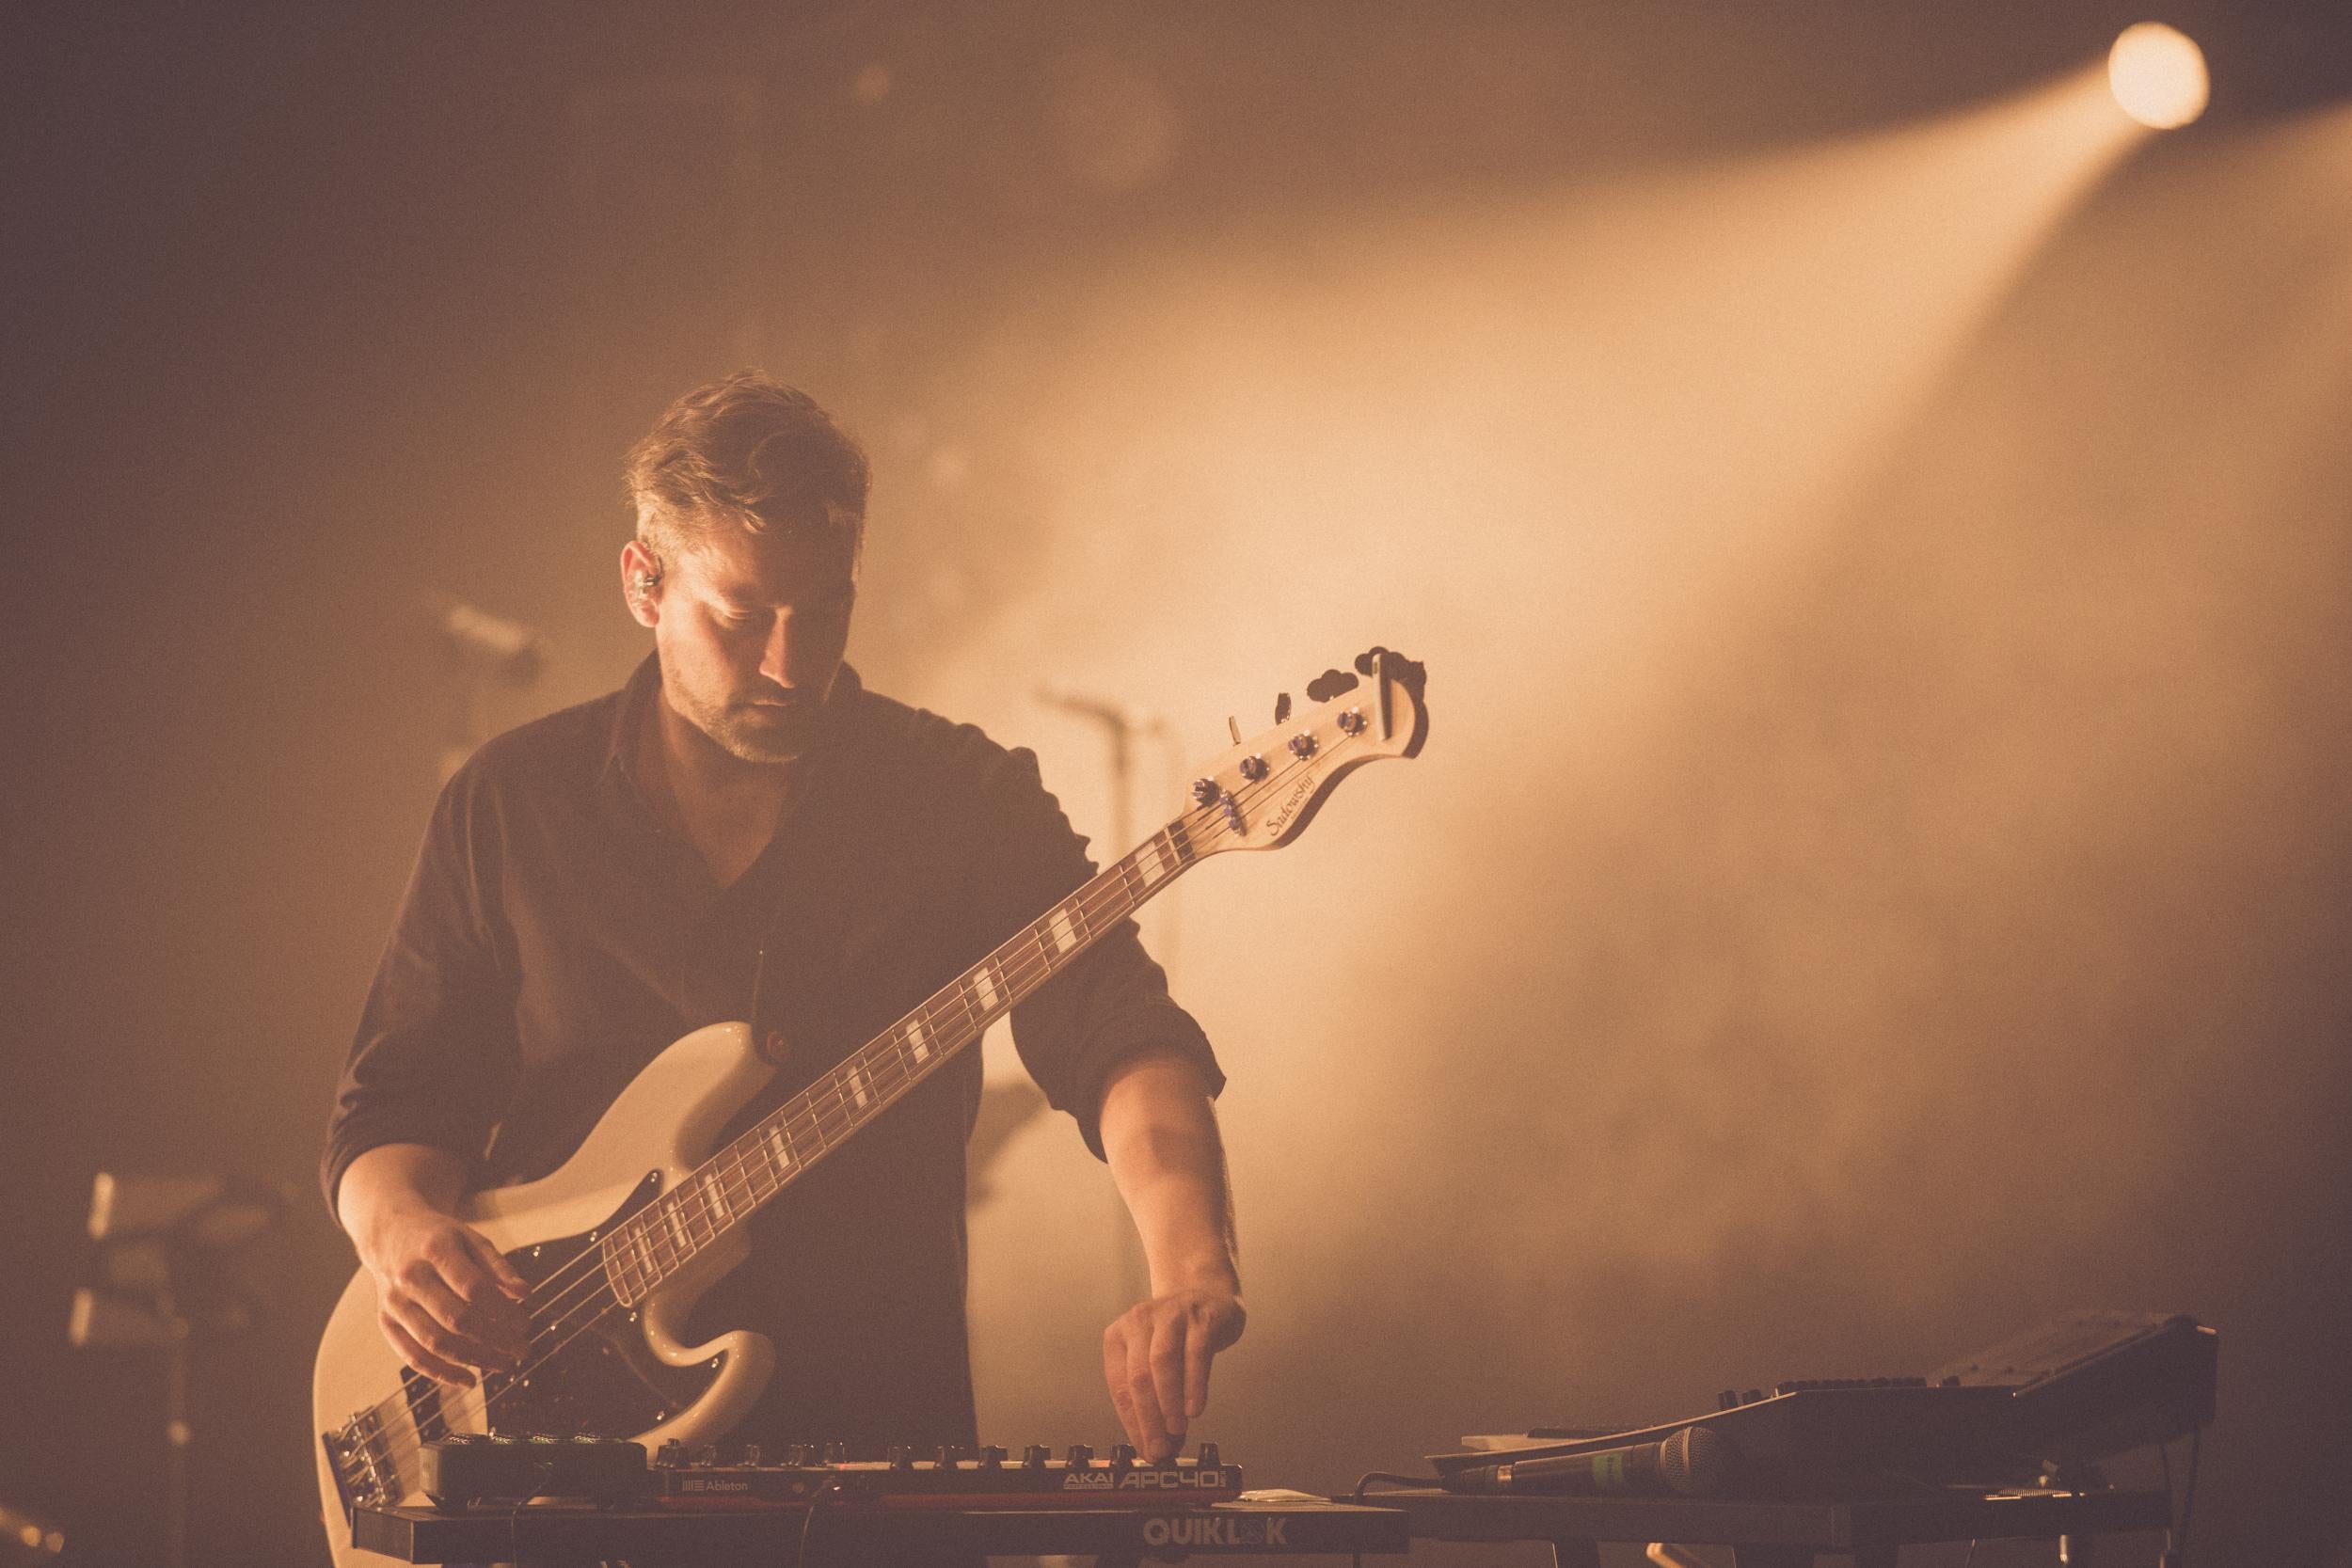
[67,1173,283,1568]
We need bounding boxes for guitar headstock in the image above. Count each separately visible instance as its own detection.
[1177,646,1429,855]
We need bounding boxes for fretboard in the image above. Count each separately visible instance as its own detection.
[599,818,1200,1305]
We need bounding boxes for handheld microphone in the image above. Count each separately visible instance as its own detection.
[1441,1425,1730,1497]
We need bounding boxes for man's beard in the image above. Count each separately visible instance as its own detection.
[680,685,826,763]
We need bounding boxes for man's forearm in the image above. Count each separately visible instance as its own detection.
[1097,1053,1244,1459]
[337,1142,470,1249]
[1098,1055,1239,1294]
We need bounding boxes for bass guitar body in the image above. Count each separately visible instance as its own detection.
[312,1022,777,1568]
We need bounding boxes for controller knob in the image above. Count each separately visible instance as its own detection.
[1195,1442,1220,1469]
[1109,1443,1137,1469]
[654,1439,683,1466]
[823,1441,848,1465]
[1023,1444,1051,1468]
[1065,1443,1093,1468]
[888,1445,914,1469]
[980,1445,1008,1467]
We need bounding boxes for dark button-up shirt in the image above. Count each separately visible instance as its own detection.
[323,655,1219,1450]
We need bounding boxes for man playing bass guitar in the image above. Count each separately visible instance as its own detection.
[322,372,1244,1490]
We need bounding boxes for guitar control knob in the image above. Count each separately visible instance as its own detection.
[1065,1443,1093,1468]
[1289,732,1317,758]
[1190,778,1221,805]
[1338,707,1367,736]
[1023,1444,1051,1468]
[823,1441,848,1465]
[1109,1443,1136,1469]
[1238,754,1268,781]
[1195,1442,1220,1470]
[980,1445,1008,1467]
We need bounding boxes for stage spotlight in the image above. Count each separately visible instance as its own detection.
[2108,23,2208,130]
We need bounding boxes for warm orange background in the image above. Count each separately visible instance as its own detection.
[5,5,2348,1563]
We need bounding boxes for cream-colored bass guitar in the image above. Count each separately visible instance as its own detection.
[313,649,1427,1563]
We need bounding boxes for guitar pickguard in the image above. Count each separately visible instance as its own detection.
[476,1171,715,1437]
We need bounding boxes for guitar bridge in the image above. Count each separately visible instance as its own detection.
[323,1417,396,1523]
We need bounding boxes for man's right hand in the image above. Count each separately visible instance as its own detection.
[337,1144,532,1388]
[358,1205,532,1387]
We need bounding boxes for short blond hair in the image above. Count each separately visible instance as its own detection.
[624,372,869,563]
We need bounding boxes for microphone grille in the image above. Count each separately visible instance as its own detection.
[1661,1425,1730,1496]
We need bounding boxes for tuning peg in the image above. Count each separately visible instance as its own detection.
[1274,692,1292,724]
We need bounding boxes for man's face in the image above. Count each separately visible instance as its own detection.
[638,520,859,764]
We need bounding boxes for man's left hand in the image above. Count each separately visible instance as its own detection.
[1102,1285,1246,1462]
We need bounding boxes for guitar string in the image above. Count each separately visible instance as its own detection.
[342,735,1352,1475]
[472,738,1337,1364]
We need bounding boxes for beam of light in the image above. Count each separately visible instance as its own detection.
[2108,23,2209,130]
[940,67,2149,1433]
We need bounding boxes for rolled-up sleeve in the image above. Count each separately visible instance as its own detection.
[320,762,519,1223]
[962,741,1223,1160]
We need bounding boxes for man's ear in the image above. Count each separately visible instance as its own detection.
[621,539,665,628]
